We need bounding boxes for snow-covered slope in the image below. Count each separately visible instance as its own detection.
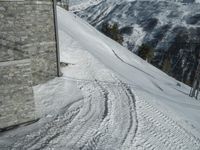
[70,0,102,11]
[0,6,200,150]
[76,0,200,85]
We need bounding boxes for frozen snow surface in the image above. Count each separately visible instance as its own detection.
[0,6,200,150]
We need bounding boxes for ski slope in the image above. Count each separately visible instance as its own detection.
[0,6,200,150]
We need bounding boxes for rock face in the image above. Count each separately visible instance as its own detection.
[0,0,59,129]
[76,0,200,85]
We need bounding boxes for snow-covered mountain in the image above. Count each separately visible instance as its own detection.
[75,0,200,85]
[0,6,200,150]
[70,0,102,11]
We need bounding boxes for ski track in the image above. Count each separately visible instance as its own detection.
[1,76,200,150]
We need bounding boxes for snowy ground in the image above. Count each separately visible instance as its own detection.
[0,6,200,150]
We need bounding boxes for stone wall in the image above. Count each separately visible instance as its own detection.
[0,59,35,129]
[0,0,59,129]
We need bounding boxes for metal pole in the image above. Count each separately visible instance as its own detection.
[53,0,62,77]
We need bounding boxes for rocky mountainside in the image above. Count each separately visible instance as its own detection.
[75,0,200,85]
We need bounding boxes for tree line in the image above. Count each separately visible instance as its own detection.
[100,22,172,75]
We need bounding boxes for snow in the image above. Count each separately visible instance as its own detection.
[57,6,200,136]
[34,78,83,117]
[70,0,102,11]
[0,6,200,150]
[123,24,146,52]
[76,0,200,85]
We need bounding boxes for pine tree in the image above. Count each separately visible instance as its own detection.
[162,56,171,74]
[138,44,154,62]
[101,22,123,44]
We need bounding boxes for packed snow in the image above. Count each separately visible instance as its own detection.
[0,6,200,150]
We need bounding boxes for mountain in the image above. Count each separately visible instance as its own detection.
[75,0,200,85]
[1,6,200,149]
[70,0,102,11]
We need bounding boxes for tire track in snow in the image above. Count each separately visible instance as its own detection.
[111,78,138,148]
[10,99,83,150]
[2,75,199,149]
[95,80,109,120]
[74,78,137,150]
[70,83,104,149]
[74,81,110,150]
[132,90,200,150]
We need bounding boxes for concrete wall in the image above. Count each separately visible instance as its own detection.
[0,0,59,129]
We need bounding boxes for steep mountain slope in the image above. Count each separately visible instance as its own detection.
[70,0,102,11]
[76,0,200,85]
[0,7,200,150]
